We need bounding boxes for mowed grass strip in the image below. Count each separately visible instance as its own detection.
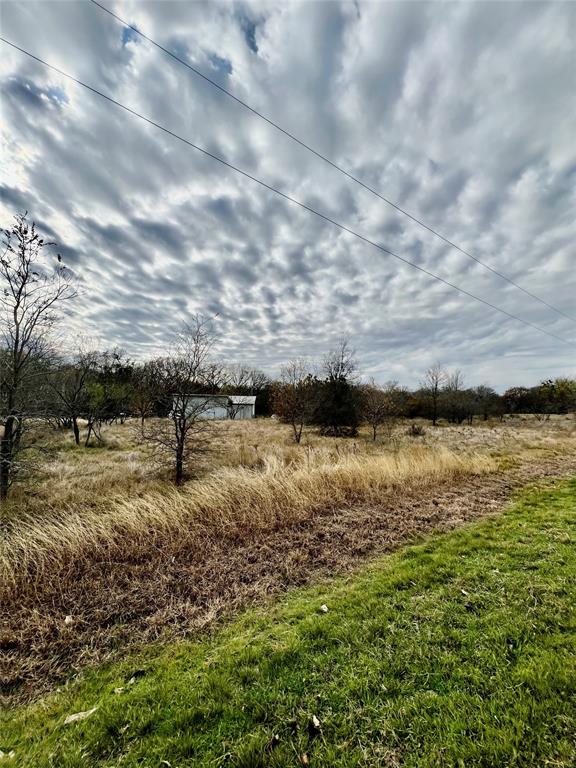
[4,479,575,767]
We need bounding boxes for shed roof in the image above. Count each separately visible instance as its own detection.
[180,394,227,401]
[176,394,256,404]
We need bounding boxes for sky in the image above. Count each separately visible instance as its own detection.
[1,0,574,390]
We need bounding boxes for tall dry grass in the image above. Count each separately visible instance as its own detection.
[3,445,495,596]
[10,415,575,519]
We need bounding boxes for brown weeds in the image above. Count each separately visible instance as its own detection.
[3,445,494,594]
[3,415,576,703]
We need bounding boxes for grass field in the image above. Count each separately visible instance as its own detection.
[7,414,575,520]
[4,443,494,589]
[4,477,575,767]
[4,415,576,705]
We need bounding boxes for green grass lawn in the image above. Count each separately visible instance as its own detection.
[4,478,576,767]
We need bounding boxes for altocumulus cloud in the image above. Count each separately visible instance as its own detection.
[1,0,574,388]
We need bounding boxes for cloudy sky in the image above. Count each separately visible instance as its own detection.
[1,0,574,389]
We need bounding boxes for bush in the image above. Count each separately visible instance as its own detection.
[312,379,359,438]
[408,423,426,437]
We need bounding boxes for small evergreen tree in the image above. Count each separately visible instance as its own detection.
[312,339,360,437]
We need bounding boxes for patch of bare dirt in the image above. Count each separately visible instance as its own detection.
[3,453,576,706]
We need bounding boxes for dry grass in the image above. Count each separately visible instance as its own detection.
[3,443,494,595]
[4,415,576,703]
[5,414,576,590]
[9,414,576,514]
[7,478,576,768]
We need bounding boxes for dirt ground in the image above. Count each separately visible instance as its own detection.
[4,448,576,707]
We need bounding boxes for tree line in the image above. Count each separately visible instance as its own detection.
[2,213,575,498]
[272,356,576,443]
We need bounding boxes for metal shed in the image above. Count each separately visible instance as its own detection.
[175,394,256,420]
[228,395,257,420]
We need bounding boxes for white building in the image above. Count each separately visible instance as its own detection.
[173,394,256,420]
[227,395,257,420]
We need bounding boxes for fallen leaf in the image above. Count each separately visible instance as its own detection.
[64,706,98,725]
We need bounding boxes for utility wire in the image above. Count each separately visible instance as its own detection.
[1,37,572,348]
[88,0,576,325]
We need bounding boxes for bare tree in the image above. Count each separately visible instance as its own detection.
[140,315,217,484]
[202,361,228,394]
[225,365,270,418]
[421,362,447,426]
[221,365,253,420]
[50,347,99,445]
[322,338,357,382]
[246,369,270,393]
[361,379,401,441]
[83,365,106,447]
[225,396,247,421]
[443,369,469,424]
[272,359,316,444]
[445,369,465,393]
[219,364,270,418]
[223,363,254,391]
[0,213,75,499]
[131,358,165,426]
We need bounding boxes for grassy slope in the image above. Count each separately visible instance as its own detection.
[4,479,576,767]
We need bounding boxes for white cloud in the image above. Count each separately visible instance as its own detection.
[1,0,574,389]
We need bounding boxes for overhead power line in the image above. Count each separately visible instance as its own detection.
[88,0,576,326]
[1,37,573,348]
